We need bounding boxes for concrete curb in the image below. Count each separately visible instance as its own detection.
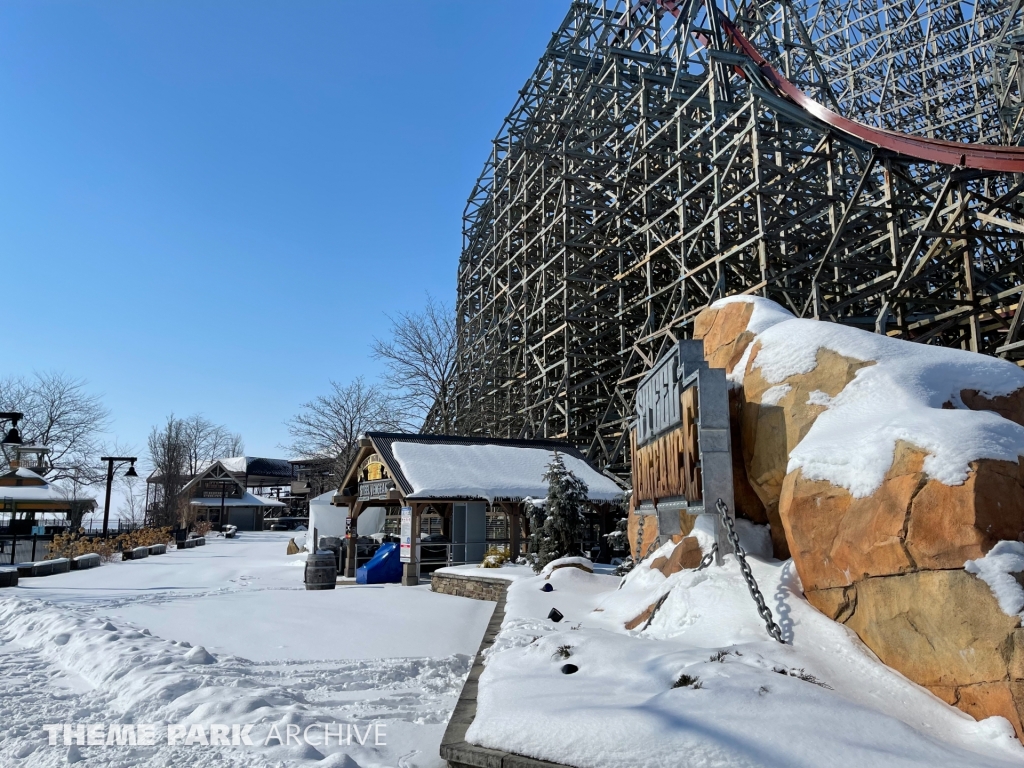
[16,558,70,577]
[71,553,101,570]
[440,583,570,768]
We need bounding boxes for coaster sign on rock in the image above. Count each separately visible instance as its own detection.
[628,339,735,565]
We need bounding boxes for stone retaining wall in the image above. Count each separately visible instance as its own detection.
[431,572,511,602]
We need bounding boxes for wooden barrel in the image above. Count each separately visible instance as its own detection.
[304,552,337,590]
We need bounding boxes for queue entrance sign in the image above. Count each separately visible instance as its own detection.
[399,506,413,563]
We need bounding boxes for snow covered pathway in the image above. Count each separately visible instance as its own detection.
[0,532,494,768]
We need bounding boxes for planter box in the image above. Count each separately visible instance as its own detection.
[147,544,167,556]
[0,568,18,587]
[123,546,150,560]
[193,537,206,547]
[180,538,197,549]
[71,553,101,570]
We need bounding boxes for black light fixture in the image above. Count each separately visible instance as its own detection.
[100,455,139,537]
[0,413,23,446]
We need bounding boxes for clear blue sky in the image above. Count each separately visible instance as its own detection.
[0,1,568,465]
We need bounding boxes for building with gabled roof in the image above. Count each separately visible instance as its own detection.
[0,467,96,534]
[333,432,625,584]
[182,461,286,531]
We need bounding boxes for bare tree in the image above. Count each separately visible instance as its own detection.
[146,414,243,527]
[285,377,399,478]
[147,416,188,527]
[180,414,245,475]
[372,294,458,433]
[0,372,111,484]
[116,470,147,529]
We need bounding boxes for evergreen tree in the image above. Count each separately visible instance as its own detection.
[531,451,589,572]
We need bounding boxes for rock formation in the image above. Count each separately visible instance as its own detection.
[687,297,1024,739]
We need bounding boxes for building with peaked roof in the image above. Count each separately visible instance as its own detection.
[0,467,96,534]
[183,461,286,531]
[334,432,625,584]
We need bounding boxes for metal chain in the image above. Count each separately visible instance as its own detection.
[715,499,786,644]
[695,543,718,571]
[635,509,645,562]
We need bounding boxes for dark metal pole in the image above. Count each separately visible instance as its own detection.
[102,458,114,538]
[219,482,227,530]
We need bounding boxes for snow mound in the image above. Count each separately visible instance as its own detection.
[966,541,1024,616]
[470,553,1024,768]
[540,556,593,577]
[713,296,1024,496]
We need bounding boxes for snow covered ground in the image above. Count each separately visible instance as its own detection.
[467,543,1024,768]
[0,532,494,767]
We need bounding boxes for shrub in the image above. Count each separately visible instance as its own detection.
[480,545,511,569]
[47,527,174,563]
[672,673,703,690]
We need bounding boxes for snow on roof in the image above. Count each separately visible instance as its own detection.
[191,491,286,508]
[390,441,623,502]
[0,469,94,504]
[713,296,1024,497]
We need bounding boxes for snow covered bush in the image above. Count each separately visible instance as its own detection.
[480,545,511,568]
[528,451,589,573]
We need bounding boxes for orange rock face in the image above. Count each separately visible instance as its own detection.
[694,301,755,374]
[961,388,1024,429]
[649,536,703,576]
[687,301,1024,741]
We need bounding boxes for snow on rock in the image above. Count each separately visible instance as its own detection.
[710,296,795,386]
[391,441,624,502]
[712,295,1024,497]
[540,556,593,577]
[469,552,1024,768]
[966,541,1024,616]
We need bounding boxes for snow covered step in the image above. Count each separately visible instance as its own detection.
[147,544,167,555]
[16,558,70,577]
[122,546,150,560]
[71,553,100,570]
[0,567,18,587]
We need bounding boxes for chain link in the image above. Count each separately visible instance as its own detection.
[715,498,785,644]
[695,543,718,571]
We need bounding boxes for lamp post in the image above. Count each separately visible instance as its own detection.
[100,456,138,538]
[0,412,24,447]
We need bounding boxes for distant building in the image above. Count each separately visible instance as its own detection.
[146,455,295,528]
[182,461,286,531]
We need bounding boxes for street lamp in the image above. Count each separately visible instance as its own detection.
[100,456,138,538]
[0,412,24,446]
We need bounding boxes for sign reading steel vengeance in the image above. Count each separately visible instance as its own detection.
[358,479,395,501]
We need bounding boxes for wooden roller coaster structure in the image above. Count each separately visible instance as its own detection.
[448,0,1024,475]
